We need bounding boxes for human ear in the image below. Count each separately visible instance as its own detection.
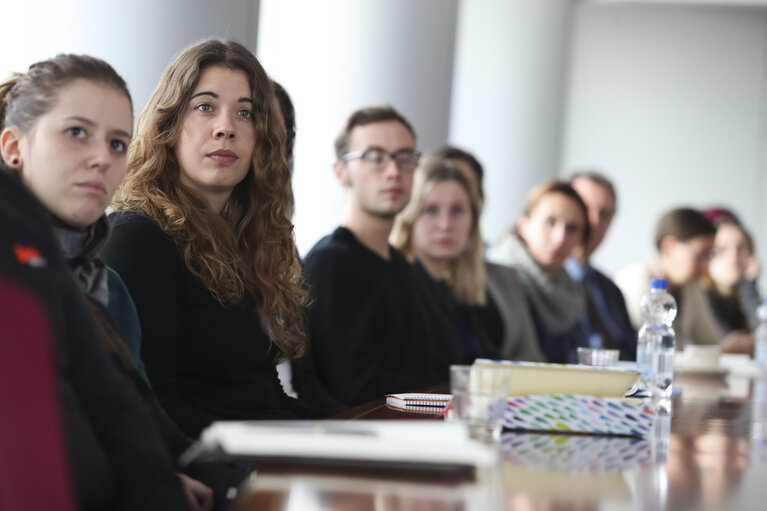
[333,160,350,187]
[658,235,678,257]
[516,215,529,241]
[0,127,23,171]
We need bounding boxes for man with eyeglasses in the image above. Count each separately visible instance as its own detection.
[292,106,439,410]
[564,171,637,360]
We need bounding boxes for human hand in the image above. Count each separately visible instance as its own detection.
[178,473,214,511]
[745,255,760,281]
[721,331,755,356]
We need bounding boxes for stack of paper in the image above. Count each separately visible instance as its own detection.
[197,420,498,470]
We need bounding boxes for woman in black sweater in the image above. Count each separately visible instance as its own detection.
[102,39,314,439]
[390,159,499,378]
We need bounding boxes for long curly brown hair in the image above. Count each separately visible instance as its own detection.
[112,38,308,361]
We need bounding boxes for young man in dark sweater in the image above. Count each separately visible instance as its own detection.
[293,106,439,409]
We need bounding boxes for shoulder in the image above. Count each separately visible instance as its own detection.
[109,210,165,236]
[486,261,522,284]
[305,228,358,259]
[304,227,384,276]
[107,211,175,253]
[591,266,622,292]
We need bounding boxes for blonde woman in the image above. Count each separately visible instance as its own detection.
[102,39,313,438]
[391,159,498,375]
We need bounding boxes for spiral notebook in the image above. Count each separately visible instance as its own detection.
[385,393,452,414]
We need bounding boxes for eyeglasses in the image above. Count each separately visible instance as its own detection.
[340,148,421,172]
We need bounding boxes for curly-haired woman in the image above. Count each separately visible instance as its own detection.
[102,39,314,438]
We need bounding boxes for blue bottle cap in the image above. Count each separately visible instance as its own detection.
[650,278,668,289]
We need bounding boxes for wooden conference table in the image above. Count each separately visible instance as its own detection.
[231,371,767,511]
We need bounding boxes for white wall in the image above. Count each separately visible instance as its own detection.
[257,0,459,256]
[0,0,259,126]
[562,4,767,292]
[449,0,573,244]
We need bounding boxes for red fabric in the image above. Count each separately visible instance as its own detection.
[0,275,78,511]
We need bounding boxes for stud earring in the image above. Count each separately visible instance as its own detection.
[11,157,19,165]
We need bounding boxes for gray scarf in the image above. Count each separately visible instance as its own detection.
[52,215,110,307]
[487,232,585,337]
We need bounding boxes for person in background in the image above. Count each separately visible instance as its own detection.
[615,207,753,354]
[703,213,761,335]
[389,158,497,376]
[428,145,543,362]
[272,81,296,172]
[295,106,440,408]
[566,171,636,360]
[0,54,191,511]
[487,180,590,363]
[102,38,315,439]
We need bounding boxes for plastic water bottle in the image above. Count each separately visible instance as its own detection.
[755,297,767,366]
[636,279,677,406]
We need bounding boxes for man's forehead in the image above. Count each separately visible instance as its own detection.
[347,120,414,148]
[573,177,615,206]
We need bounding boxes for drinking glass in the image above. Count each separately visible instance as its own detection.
[449,365,511,442]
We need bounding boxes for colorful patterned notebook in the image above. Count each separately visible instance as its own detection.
[504,394,655,437]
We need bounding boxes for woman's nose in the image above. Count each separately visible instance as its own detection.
[214,118,236,139]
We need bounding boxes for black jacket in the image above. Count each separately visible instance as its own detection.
[0,170,189,511]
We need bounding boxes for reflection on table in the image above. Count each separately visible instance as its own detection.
[231,370,767,511]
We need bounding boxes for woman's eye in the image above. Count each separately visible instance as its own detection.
[67,127,86,138]
[450,205,466,217]
[238,109,253,120]
[422,205,438,216]
[110,139,127,154]
[195,103,214,112]
[545,217,556,227]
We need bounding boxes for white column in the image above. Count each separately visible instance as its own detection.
[257,0,459,255]
[0,0,260,122]
[449,0,573,243]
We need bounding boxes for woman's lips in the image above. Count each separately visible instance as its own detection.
[207,149,238,165]
[76,181,107,194]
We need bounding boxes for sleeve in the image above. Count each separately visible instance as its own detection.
[303,249,422,407]
[101,216,218,436]
[737,279,762,332]
[105,267,149,382]
[485,263,544,362]
[682,283,724,347]
[59,280,190,511]
[290,349,347,416]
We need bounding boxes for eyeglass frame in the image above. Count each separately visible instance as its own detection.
[339,147,421,172]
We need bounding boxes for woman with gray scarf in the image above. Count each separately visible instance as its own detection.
[487,180,590,363]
